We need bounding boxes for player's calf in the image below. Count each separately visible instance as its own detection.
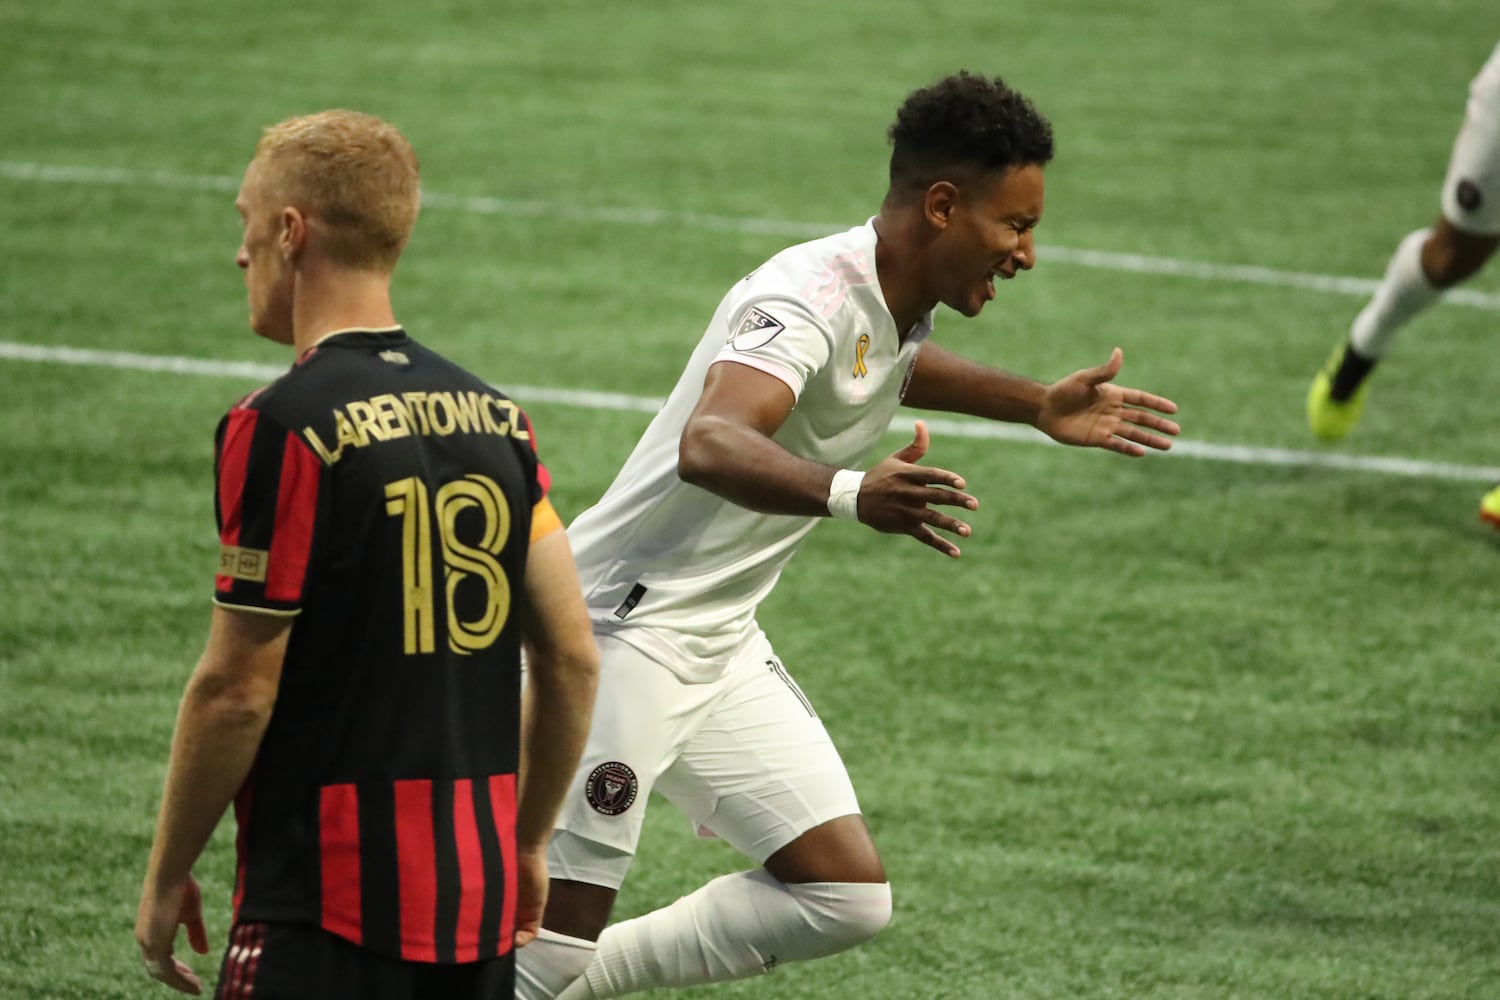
[555,870,892,999]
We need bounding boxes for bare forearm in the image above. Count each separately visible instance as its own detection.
[516,654,598,851]
[145,679,272,890]
[678,415,840,515]
[902,342,1045,424]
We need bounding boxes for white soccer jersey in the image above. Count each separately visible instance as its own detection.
[567,220,933,681]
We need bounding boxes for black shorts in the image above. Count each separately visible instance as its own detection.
[214,922,514,1000]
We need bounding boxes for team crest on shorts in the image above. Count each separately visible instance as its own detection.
[585,761,638,816]
[1456,179,1483,213]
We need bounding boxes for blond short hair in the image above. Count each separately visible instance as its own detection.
[253,110,420,272]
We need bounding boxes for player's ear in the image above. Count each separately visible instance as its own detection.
[922,181,960,230]
[278,207,307,262]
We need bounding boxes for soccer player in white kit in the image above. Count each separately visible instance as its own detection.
[516,72,1182,999]
[1308,41,1500,521]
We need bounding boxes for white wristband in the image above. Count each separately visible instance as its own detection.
[827,469,865,521]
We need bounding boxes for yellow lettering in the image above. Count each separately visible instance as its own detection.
[489,395,513,434]
[303,426,339,464]
[428,392,457,435]
[508,401,530,441]
[371,394,411,440]
[312,392,536,452]
[333,409,361,454]
[347,400,383,444]
[449,391,484,434]
[402,392,431,435]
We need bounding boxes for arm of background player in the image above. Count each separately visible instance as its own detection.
[515,525,600,947]
[136,606,289,994]
[903,342,1180,456]
[679,361,978,556]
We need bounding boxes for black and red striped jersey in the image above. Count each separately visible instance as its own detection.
[212,328,546,964]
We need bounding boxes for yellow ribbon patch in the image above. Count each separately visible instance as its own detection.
[853,334,870,378]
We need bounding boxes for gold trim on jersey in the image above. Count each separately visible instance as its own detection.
[531,496,563,541]
[211,598,302,618]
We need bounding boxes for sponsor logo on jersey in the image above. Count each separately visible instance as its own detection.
[1456,178,1484,213]
[378,350,411,366]
[729,307,786,351]
[218,544,269,583]
[585,761,639,816]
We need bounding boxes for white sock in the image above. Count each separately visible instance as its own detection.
[515,928,599,1000]
[555,871,892,999]
[1349,228,1440,359]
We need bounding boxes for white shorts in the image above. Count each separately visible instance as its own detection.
[1441,42,1500,235]
[546,628,861,890]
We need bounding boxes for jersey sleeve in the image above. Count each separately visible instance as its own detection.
[515,406,561,541]
[213,405,326,615]
[710,295,832,400]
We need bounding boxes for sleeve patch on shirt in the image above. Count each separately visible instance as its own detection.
[729,307,786,352]
[219,544,270,583]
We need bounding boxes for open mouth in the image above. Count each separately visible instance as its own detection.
[984,266,1010,299]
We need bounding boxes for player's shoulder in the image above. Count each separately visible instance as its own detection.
[749,221,876,289]
[733,221,879,328]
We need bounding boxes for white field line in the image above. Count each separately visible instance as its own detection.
[4,340,1499,484]
[4,159,1500,311]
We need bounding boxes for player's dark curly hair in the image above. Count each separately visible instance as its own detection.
[887,71,1054,198]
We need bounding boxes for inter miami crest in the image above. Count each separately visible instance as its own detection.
[585,761,639,816]
[729,307,785,352]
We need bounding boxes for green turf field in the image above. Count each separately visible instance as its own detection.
[3,2,1500,997]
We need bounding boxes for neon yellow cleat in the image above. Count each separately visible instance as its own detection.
[1306,347,1370,442]
[1480,484,1500,530]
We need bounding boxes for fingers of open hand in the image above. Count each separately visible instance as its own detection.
[1124,408,1181,436]
[1111,425,1172,453]
[1119,387,1179,415]
[895,496,972,558]
[891,461,970,493]
[1120,409,1180,447]
[911,524,963,558]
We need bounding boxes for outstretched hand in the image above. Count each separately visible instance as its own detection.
[1037,348,1180,456]
[857,420,977,558]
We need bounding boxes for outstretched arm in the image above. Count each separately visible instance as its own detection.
[678,361,977,556]
[903,342,1179,455]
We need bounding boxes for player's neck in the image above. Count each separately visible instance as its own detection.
[872,210,937,340]
[290,265,399,356]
